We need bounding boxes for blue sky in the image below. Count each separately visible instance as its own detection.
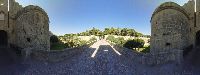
[15,0,189,35]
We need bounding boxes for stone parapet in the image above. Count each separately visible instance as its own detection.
[113,45,183,66]
[31,45,89,62]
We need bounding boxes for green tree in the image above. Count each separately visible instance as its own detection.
[127,29,135,36]
[123,39,145,50]
[121,28,128,36]
[106,35,115,42]
[123,40,136,49]
[134,39,145,48]
[115,37,125,46]
[88,27,101,36]
[50,35,59,43]
[104,28,110,35]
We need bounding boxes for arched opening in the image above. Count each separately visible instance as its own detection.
[0,30,17,66]
[196,31,200,46]
[0,30,8,47]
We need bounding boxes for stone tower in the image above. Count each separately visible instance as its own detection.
[150,0,197,64]
[0,0,50,56]
[151,2,191,53]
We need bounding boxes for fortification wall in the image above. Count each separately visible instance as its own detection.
[31,45,89,62]
[113,45,183,65]
[151,2,190,53]
[15,5,50,51]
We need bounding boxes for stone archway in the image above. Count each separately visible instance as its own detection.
[0,30,8,47]
[196,31,200,46]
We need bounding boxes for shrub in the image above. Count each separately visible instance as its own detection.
[50,42,66,50]
[88,37,97,45]
[141,46,150,53]
[123,39,145,50]
[78,40,88,46]
[114,37,125,47]
[89,37,97,42]
[134,39,145,48]
[106,35,115,42]
[50,35,59,43]
[123,40,136,49]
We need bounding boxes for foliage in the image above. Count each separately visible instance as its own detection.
[53,27,148,51]
[106,35,115,42]
[57,35,97,49]
[140,46,150,53]
[123,40,136,49]
[123,39,145,50]
[50,42,66,50]
[50,35,59,43]
[50,35,66,50]
[134,39,145,48]
[106,35,148,53]
[88,37,97,45]
[113,37,125,47]
[77,27,144,37]
[89,37,97,42]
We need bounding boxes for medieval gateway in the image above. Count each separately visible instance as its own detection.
[0,0,49,52]
[1,0,199,65]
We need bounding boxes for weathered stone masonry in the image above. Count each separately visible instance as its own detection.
[0,0,50,56]
[150,0,200,64]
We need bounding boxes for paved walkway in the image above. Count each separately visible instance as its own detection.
[1,40,200,75]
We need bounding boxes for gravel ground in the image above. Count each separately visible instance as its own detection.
[0,40,200,75]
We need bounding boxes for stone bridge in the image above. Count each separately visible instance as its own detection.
[0,40,200,75]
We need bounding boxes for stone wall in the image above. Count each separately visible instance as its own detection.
[113,45,183,65]
[31,45,89,62]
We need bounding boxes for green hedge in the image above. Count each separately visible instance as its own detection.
[106,36,149,53]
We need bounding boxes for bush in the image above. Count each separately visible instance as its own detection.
[78,40,88,46]
[141,46,150,53]
[88,37,97,45]
[50,42,66,50]
[50,35,67,50]
[123,40,136,49]
[134,39,145,48]
[50,35,59,43]
[114,37,125,47]
[123,39,145,50]
[89,37,97,42]
[106,35,115,42]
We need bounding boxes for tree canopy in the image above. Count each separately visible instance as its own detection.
[76,27,148,37]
